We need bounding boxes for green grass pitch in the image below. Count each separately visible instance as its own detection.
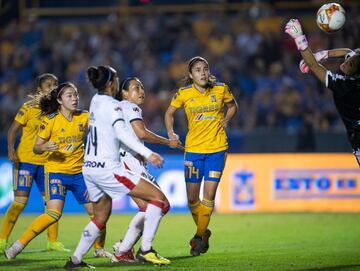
[0,213,360,271]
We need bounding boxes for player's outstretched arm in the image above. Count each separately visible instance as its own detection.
[113,121,164,168]
[285,19,327,84]
[131,120,182,149]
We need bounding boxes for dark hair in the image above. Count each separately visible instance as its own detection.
[39,82,77,115]
[36,73,58,89]
[87,65,116,93]
[178,56,216,88]
[115,77,141,101]
[352,54,360,77]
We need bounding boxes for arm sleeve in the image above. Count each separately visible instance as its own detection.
[127,104,143,123]
[14,104,29,125]
[170,90,184,108]
[326,70,353,96]
[223,84,235,103]
[110,102,153,158]
[38,118,53,140]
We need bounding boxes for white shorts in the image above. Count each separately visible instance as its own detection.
[83,166,141,202]
[121,153,155,183]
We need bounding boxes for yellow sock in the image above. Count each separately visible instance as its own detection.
[19,209,61,246]
[42,196,59,243]
[0,197,27,240]
[196,198,214,237]
[89,215,106,249]
[47,221,59,243]
[188,200,201,225]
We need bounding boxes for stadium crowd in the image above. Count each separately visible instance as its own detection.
[0,5,359,135]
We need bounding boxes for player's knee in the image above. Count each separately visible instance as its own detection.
[162,201,170,215]
[13,196,28,210]
[46,208,62,222]
[187,195,200,205]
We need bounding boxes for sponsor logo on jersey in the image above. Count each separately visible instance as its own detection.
[59,134,83,144]
[83,160,106,168]
[194,114,216,121]
[49,179,61,184]
[19,170,30,175]
[114,106,122,111]
[133,107,140,112]
[189,104,219,113]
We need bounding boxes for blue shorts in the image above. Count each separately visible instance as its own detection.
[45,172,90,204]
[14,162,45,194]
[184,151,227,183]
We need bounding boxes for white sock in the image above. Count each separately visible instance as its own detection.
[72,221,101,263]
[141,203,162,252]
[118,211,145,253]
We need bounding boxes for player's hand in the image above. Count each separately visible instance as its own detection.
[285,19,308,51]
[220,118,229,128]
[299,60,310,73]
[169,138,183,150]
[42,141,59,152]
[167,131,179,141]
[8,148,19,162]
[147,152,164,168]
[285,19,303,38]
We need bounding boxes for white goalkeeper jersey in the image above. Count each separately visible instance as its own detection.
[83,94,152,173]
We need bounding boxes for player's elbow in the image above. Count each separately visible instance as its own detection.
[135,130,148,141]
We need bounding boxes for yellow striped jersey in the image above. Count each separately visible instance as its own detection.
[38,110,89,174]
[170,82,234,153]
[15,102,49,165]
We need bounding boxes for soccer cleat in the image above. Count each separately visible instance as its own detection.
[136,247,170,265]
[4,240,24,260]
[93,248,112,258]
[64,257,95,269]
[0,239,7,253]
[111,250,136,263]
[200,229,212,254]
[47,241,71,252]
[189,235,202,256]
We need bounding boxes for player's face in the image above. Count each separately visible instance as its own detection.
[340,56,359,76]
[59,87,79,113]
[124,79,145,106]
[38,78,57,94]
[190,61,210,89]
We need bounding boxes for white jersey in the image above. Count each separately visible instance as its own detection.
[118,100,153,181]
[83,94,152,174]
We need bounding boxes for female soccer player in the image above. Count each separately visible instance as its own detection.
[285,19,360,165]
[112,77,182,262]
[5,82,108,259]
[299,48,360,73]
[0,74,69,253]
[164,56,238,256]
[64,66,171,269]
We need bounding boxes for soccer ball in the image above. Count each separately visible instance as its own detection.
[316,3,345,33]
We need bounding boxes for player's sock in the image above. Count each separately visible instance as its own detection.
[73,219,105,262]
[141,201,163,252]
[196,198,214,237]
[42,196,59,243]
[89,215,106,249]
[19,208,61,246]
[188,200,201,225]
[47,221,59,243]
[118,211,145,253]
[0,197,27,240]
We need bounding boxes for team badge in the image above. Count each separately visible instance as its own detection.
[51,186,57,195]
[78,124,84,132]
[210,95,217,102]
